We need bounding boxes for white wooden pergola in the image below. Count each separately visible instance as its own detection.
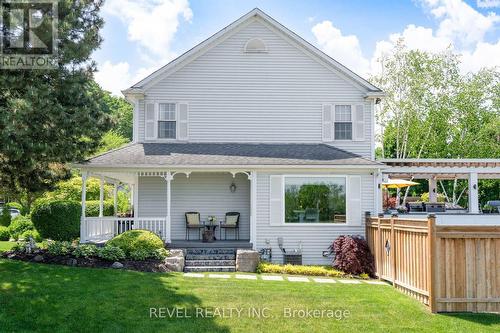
[377,159,500,214]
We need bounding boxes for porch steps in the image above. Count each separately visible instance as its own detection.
[183,248,236,272]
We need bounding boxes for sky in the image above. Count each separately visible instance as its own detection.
[93,0,500,96]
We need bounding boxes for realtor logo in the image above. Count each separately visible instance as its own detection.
[0,0,57,69]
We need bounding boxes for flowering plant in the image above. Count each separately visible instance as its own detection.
[208,216,217,224]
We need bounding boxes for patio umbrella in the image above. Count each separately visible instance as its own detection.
[382,179,420,189]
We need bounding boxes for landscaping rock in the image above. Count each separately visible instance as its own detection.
[33,255,44,262]
[66,258,78,266]
[111,262,124,269]
[164,249,185,272]
[236,250,259,272]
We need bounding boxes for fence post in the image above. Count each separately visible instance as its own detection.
[427,214,437,313]
[390,213,397,285]
[377,213,384,279]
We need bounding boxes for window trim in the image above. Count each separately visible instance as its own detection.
[280,174,349,227]
[333,104,354,141]
[156,101,178,141]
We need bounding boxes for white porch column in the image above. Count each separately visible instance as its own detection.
[468,172,479,214]
[99,175,104,217]
[249,171,257,249]
[80,171,88,243]
[428,177,437,202]
[113,183,118,217]
[165,171,173,243]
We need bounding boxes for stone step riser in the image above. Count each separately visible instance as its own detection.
[184,266,236,273]
[186,249,236,256]
[186,248,236,256]
[185,254,235,260]
[185,260,235,267]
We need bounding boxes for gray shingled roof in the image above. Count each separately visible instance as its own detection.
[82,143,383,167]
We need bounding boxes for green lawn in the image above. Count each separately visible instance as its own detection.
[0,259,498,332]
[0,241,15,252]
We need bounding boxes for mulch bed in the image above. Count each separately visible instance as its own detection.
[0,250,172,273]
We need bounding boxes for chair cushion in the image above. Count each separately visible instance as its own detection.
[186,213,200,225]
[225,215,238,225]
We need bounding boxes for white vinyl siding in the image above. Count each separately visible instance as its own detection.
[140,18,373,158]
[256,171,374,265]
[137,173,250,240]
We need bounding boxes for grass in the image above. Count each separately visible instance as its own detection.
[0,259,499,332]
[0,241,15,252]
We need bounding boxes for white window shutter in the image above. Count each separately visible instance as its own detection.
[347,176,362,225]
[353,104,365,141]
[145,102,156,140]
[269,175,283,226]
[178,103,188,140]
[322,104,333,142]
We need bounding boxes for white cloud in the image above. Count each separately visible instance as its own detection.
[104,0,192,63]
[96,0,192,95]
[312,0,499,77]
[95,61,132,95]
[312,20,370,76]
[419,0,499,46]
[461,39,500,72]
[477,0,500,8]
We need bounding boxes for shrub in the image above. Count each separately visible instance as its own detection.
[0,226,10,241]
[330,235,375,277]
[85,200,115,217]
[0,206,12,227]
[72,244,98,258]
[31,200,80,241]
[20,229,42,242]
[5,202,23,212]
[8,216,35,240]
[256,262,344,277]
[129,249,150,261]
[107,230,164,256]
[129,248,169,261]
[47,241,74,256]
[98,245,125,261]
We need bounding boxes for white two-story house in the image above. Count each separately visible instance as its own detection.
[77,8,385,264]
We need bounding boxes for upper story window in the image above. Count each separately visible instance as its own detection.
[158,103,176,139]
[334,105,352,140]
[244,38,267,53]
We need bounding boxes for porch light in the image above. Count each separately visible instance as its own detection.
[229,182,237,193]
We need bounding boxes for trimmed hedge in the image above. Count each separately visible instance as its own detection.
[8,216,35,240]
[85,200,115,217]
[256,262,345,277]
[32,200,80,241]
[0,226,9,241]
[107,230,164,256]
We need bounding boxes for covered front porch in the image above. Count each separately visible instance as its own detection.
[78,169,256,246]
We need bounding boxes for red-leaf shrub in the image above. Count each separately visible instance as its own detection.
[330,235,375,277]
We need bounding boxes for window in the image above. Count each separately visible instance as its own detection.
[334,105,352,140]
[244,38,267,53]
[284,176,346,224]
[158,103,176,139]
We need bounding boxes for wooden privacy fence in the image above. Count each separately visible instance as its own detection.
[366,214,500,313]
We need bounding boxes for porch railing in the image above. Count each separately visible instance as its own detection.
[81,217,168,243]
